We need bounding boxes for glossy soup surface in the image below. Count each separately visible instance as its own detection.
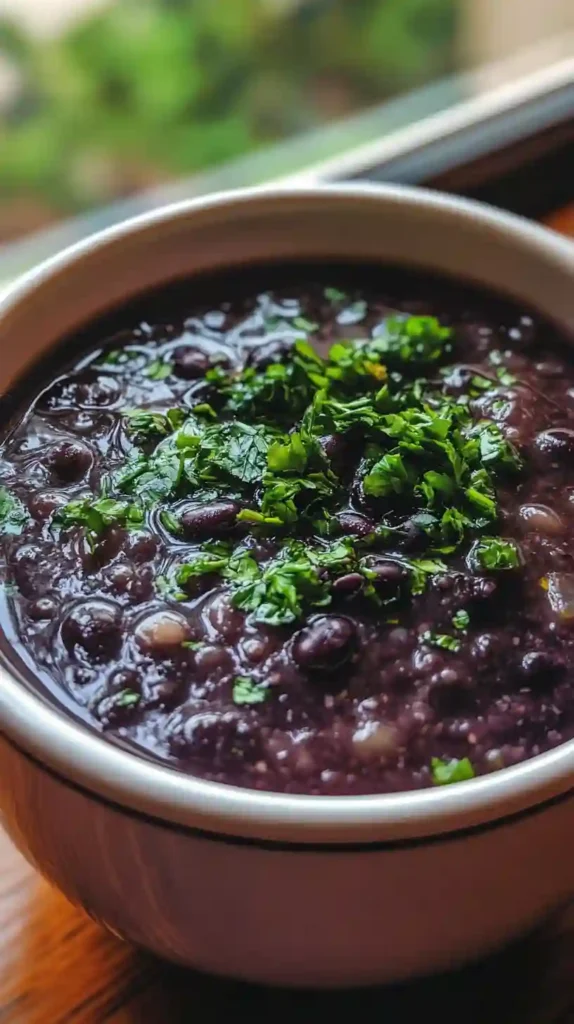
[1,265,573,795]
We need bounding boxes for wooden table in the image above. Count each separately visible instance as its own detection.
[0,204,572,1024]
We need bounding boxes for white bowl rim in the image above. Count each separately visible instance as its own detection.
[0,181,573,845]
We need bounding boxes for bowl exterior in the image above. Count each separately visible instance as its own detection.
[0,732,571,987]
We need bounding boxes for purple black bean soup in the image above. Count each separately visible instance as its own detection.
[1,263,574,796]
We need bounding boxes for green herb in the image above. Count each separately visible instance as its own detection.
[452,609,470,630]
[0,488,29,536]
[370,315,453,367]
[59,314,524,616]
[364,452,413,497]
[181,640,204,651]
[174,540,358,625]
[409,558,447,595]
[469,537,520,572]
[144,358,172,381]
[496,367,516,386]
[474,422,521,472]
[470,373,491,393]
[55,496,144,537]
[176,542,234,586]
[421,631,461,652]
[96,348,121,365]
[198,422,276,485]
[293,316,318,332]
[159,509,182,535]
[124,407,184,441]
[232,676,268,705]
[324,286,347,302]
[115,690,141,709]
[212,340,327,422]
[323,341,388,392]
[306,388,389,433]
[431,757,475,785]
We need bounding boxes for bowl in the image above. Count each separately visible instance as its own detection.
[0,184,572,988]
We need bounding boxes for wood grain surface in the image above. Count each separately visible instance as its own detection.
[0,203,571,1024]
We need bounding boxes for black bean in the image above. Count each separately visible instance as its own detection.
[398,519,427,553]
[61,601,122,660]
[28,596,58,621]
[167,708,263,768]
[519,651,565,688]
[181,500,240,539]
[124,531,158,563]
[471,632,510,665]
[319,434,356,474]
[46,441,92,482]
[108,668,141,693]
[335,512,374,537]
[332,573,364,595]
[292,615,357,673]
[12,544,50,598]
[172,347,211,380]
[29,491,65,521]
[533,428,574,465]
[148,678,187,708]
[77,376,120,407]
[248,338,294,369]
[135,610,191,653]
[363,558,408,598]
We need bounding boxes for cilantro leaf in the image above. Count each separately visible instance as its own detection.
[421,630,461,653]
[363,452,413,497]
[232,676,268,705]
[431,757,475,785]
[324,286,347,303]
[144,358,172,381]
[293,316,318,332]
[408,558,447,595]
[370,316,453,367]
[115,690,141,709]
[0,488,29,536]
[452,609,470,630]
[56,496,143,536]
[125,407,184,442]
[469,537,520,572]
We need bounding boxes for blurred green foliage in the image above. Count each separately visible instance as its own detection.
[0,0,456,237]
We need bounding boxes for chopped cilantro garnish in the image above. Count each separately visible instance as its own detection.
[324,286,347,302]
[293,316,318,332]
[59,310,524,623]
[370,315,453,367]
[431,757,475,785]
[469,537,520,572]
[96,348,122,365]
[144,358,172,381]
[421,631,461,653]
[409,558,447,595]
[55,497,143,537]
[0,488,29,536]
[125,407,184,441]
[232,676,268,705]
[496,367,516,386]
[115,690,141,709]
[452,609,470,631]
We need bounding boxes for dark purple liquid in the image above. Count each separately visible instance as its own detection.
[1,264,573,795]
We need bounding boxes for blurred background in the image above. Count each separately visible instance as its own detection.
[0,0,571,269]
